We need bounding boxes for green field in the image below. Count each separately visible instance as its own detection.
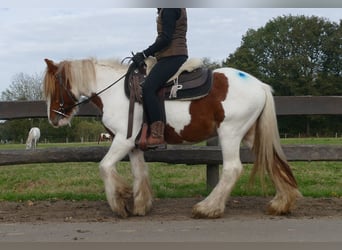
[1,137,340,150]
[0,138,341,201]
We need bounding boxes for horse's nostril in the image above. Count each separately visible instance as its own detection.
[49,116,59,127]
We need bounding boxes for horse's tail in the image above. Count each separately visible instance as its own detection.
[251,84,301,215]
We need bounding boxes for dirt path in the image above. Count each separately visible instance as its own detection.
[0,197,341,223]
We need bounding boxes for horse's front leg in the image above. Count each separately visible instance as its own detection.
[192,137,243,218]
[99,136,134,218]
[129,148,153,216]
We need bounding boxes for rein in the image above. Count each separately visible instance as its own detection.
[53,72,127,117]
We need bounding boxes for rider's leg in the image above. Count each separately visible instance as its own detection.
[142,55,187,147]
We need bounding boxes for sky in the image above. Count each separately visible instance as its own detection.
[0,6,341,94]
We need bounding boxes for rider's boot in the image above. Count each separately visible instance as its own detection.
[146,121,166,149]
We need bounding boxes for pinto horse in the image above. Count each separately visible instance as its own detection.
[25,127,40,150]
[98,132,112,144]
[43,57,301,218]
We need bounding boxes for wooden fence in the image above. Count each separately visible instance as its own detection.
[1,96,342,189]
[1,96,342,119]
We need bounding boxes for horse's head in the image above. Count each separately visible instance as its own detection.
[43,58,79,127]
[25,142,32,150]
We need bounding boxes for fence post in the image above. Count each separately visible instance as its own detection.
[206,137,219,191]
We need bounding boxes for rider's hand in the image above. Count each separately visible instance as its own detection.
[132,52,146,67]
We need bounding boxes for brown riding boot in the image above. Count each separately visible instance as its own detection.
[146,121,166,148]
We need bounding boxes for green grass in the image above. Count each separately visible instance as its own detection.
[280,137,342,145]
[0,138,340,201]
[0,161,340,201]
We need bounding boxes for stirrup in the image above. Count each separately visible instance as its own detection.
[146,143,167,150]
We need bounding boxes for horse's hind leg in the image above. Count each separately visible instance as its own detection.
[99,137,134,218]
[192,136,243,219]
[129,148,153,216]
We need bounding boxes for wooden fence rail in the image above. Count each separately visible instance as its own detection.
[1,96,342,120]
[1,97,341,189]
[1,145,341,166]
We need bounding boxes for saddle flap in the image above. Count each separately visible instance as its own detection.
[163,67,213,100]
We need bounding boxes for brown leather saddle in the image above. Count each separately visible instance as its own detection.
[124,63,213,140]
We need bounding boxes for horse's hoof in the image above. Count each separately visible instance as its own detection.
[132,198,152,216]
[191,204,224,219]
[114,199,134,218]
[113,187,134,218]
[133,206,150,216]
[267,202,291,216]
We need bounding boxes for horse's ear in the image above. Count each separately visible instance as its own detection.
[44,58,58,72]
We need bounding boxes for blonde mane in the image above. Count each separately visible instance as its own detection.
[43,67,56,99]
[62,59,96,97]
[95,58,128,72]
[43,58,95,99]
[43,58,129,99]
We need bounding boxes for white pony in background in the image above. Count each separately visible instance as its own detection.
[25,127,40,150]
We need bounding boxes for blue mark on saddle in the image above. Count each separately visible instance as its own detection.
[238,71,247,79]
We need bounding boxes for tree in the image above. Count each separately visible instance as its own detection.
[223,15,342,136]
[74,119,105,142]
[0,72,44,142]
[202,57,221,70]
[0,118,33,143]
[223,15,341,96]
[1,72,43,101]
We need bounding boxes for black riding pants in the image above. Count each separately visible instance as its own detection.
[142,55,188,124]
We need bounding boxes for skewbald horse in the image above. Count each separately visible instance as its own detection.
[98,132,113,144]
[43,57,301,218]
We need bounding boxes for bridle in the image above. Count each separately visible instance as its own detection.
[52,69,127,118]
[52,73,79,117]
